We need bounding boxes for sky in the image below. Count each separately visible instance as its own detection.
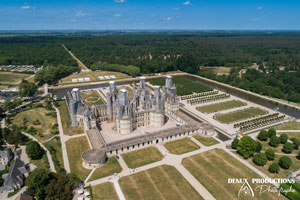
[0,0,300,30]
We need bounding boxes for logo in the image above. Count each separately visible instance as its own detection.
[238,179,254,197]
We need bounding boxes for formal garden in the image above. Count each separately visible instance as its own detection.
[182,149,281,200]
[180,90,218,100]
[163,138,200,155]
[234,113,286,132]
[188,93,230,105]
[215,107,267,124]
[121,146,163,169]
[119,165,203,200]
[197,100,246,114]
[80,90,105,107]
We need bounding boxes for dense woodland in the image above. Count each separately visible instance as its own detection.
[1,32,300,102]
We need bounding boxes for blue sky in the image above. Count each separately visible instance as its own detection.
[0,0,299,30]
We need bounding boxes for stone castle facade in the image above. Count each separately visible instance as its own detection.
[67,76,179,134]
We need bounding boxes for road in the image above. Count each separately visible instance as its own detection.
[62,44,90,71]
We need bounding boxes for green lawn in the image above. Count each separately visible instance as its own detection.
[193,135,219,146]
[43,137,64,171]
[12,107,57,142]
[0,72,31,85]
[57,100,84,135]
[215,107,267,124]
[182,149,284,200]
[275,122,300,130]
[278,132,300,140]
[81,90,104,107]
[197,100,246,113]
[149,76,212,96]
[164,138,200,155]
[119,165,203,200]
[121,146,163,168]
[31,154,50,169]
[66,136,91,181]
[92,182,119,200]
[89,157,122,181]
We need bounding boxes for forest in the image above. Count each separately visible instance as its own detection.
[1,32,300,102]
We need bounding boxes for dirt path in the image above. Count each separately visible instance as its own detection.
[62,44,90,71]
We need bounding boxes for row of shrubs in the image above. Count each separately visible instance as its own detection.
[44,137,65,173]
[180,90,218,100]
[188,94,230,105]
[234,113,280,128]
[239,115,286,132]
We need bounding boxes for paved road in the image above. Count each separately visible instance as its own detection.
[277,130,300,132]
[22,132,56,172]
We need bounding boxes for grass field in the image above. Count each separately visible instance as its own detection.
[163,138,200,155]
[81,90,104,107]
[197,100,246,113]
[215,107,267,124]
[275,122,300,130]
[149,76,212,96]
[121,146,163,169]
[60,71,130,85]
[44,137,64,170]
[200,66,231,76]
[182,149,283,200]
[193,135,219,146]
[31,154,49,169]
[119,165,203,200]
[278,132,300,140]
[12,107,57,142]
[0,72,31,85]
[89,157,122,181]
[66,136,91,181]
[57,100,84,135]
[92,182,119,200]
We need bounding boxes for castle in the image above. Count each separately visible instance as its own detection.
[66,76,215,169]
[67,76,179,134]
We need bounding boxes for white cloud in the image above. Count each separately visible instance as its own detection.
[113,14,121,17]
[183,1,191,5]
[76,11,89,17]
[114,0,127,3]
[165,17,172,21]
[21,3,30,9]
[257,6,263,10]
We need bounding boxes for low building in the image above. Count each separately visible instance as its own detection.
[0,150,13,170]
[15,193,33,200]
[0,157,29,193]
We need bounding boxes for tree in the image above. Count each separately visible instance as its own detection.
[282,142,294,154]
[257,130,268,141]
[231,138,239,149]
[269,163,280,173]
[268,128,276,138]
[279,134,288,144]
[26,141,44,160]
[253,153,268,166]
[291,138,300,150]
[45,173,80,200]
[278,156,292,169]
[19,80,37,97]
[3,98,22,110]
[256,141,262,152]
[26,168,51,200]
[265,148,275,161]
[237,136,257,159]
[269,136,280,147]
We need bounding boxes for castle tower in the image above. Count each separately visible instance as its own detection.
[165,75,173,89]
[109,81,117,96]
[139,76,146,89]
[116,89,132,134]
